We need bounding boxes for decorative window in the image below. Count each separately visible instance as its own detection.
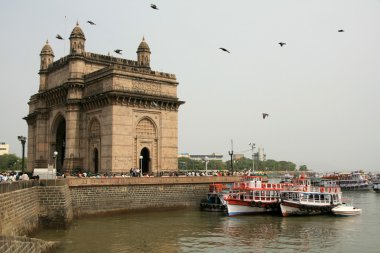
[90,120,100,138]
[136,118,156,137]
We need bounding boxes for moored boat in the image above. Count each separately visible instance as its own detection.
[322,172,372,191]
[279,175,342,216]
[332,203,362,216]
[200,183,230,212]
[225,177,292,216]
[373,182,380,193]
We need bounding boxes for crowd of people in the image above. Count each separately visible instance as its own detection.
[1,168,257,182]
[0,171,30,183]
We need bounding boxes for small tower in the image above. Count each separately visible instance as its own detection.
[39,40,54,91]
[69,22,86,54]
[137,37,151,67]
[40,40,54,70]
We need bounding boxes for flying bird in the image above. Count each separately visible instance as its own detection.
[151,4,159,10]
[262,113,269,119]
[338,29,344,32]
[56,34,64,40]
[219,47,230,53]
[278,42,286,47]
[87,20,96,25]
[114,49,122,55]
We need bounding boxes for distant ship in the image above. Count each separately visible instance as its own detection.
[322,172,372,191]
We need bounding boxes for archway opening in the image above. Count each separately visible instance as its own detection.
[93,148,99,174]
[55,119,66,173]
[140,148,150,175]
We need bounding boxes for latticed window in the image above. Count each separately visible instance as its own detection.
[90,120,100,138]
[136,118,156,137]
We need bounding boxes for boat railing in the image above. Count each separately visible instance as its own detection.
[310,186,341,193]
[300,198,331,204]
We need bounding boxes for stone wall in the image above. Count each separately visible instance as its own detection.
[38,184,73,229]
[0,235,58,253]
[68,176,240,216]
[0,187,39,236]
[0,182,73,236]
[1,177,240,236]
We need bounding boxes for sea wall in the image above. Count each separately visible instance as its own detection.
[0,187,40,236]
[0,235,58,253]
[1,176,240,236]
[68,176,240,216]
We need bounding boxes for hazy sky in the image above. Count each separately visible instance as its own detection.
[1,0,379,172]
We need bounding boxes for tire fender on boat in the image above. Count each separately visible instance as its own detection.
[258,202,262,208]
[250,201,256,207]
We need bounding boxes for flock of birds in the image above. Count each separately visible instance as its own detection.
[53,3,346,121]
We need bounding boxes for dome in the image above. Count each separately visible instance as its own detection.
[69,22,85,40]
[40,40,54,56]
[137,37,151,53]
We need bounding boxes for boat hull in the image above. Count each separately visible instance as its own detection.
[227,203,276,216]
[280,202,332,217]
[200,202,226,212]
[332,205,362,216]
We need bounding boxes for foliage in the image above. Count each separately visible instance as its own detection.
[0,154,24,171]
[178,157,227,171]
[224,157,297,171]
[299,165,308,171]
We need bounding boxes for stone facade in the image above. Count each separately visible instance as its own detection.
[24,23,184,175]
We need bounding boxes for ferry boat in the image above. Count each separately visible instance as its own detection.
[200,183,230,212]
[322,172,372,191]
[225,177,292,216]
[279,174,343,216]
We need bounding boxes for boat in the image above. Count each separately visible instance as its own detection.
[332,203,362,216]
[200,183,230,212]
[322,171,372,191]
[279,175,343,216]
[373,182,380,193]
[225,177,292,216]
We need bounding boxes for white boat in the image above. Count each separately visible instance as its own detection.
[373,182,380,193]
[279,176,343,216]
[332,203,362,216]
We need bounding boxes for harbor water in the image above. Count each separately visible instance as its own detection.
[34,191,380,253]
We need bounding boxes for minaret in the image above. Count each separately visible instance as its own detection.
[69,22,85,54]
[39,40,54,91]
[137,37,151,67]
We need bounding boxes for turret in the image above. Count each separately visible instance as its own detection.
[69,22,85,54]
[39,40,54,91]
[39,40,54,70]
[137,37,151,67]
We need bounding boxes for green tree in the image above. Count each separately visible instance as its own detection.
[299,165,308,171]
[0,154,20,171]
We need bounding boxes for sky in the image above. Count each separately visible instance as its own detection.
[1,0,380,172]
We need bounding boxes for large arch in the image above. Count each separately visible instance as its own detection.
[51,113,66,173]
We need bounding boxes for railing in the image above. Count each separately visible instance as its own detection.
[0,180,40,194]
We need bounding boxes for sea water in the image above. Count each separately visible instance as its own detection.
[34,191,380,253]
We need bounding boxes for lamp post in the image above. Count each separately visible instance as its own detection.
[204,156,209,176]
[53,151,58,169]
[249,143,255,173]
[139,155,143,177]
[228,139,234,174]
[17,136,26,173]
